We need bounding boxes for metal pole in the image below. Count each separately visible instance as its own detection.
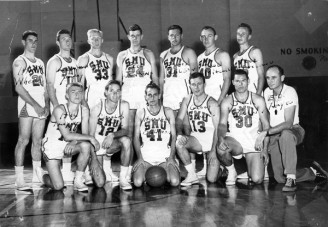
[96,0,101,30]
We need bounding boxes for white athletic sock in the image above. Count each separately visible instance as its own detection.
[191,160,196,170]
[128,166,132,176]
[185,163,196,174]
[32,161,41,182]
[75,171,84,180]
[120,166,129,180]
[15,166,24,180]
[226,164,235,172]
[103,157,112,170]
[287,174,296,180]
[62,162,71,173]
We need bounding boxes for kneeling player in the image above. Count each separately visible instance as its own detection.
[217,70,270,185]
[176,72,221,186]
[89,80,132,190]
[37,83,103,191]
[133,82,180,187]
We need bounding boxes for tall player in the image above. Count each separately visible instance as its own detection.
[13,30,49,190]
[77,29,116,181]
[133,82,180,187]
[197,26,231,176]
[89,80,132,190]
[160,24,198,114]
[233,23,264,95]
[116,24,158,178]
[46,29,79,185]
[176,72,221,186]
[217,69,270,186]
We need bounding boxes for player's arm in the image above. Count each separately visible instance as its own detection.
[77,54,88,88]
[250,48,264,94]
[216,51,231,105]
[81,105,90,135]
[176,96,190,135]
[46,56,60,108]
[133,108,145,161]
[89,101,102,137]
[182,47,198,73]
[105,53,114,80]
[144,49,159,85]
[116,51,125,85]
[208,98,220,154]
[113,101,130,138]
[165,107,177,159]
[217,96,231,150]
[159,57,165,96]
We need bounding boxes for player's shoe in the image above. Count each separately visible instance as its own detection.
[264,166,269,181]
[226,168,237,186]
[84,170,93,185]
[105,168,119,182]
[74,176,88,192]
[311,161,328,182]
[196,167,207,177]
[32,167,46,189]
[120,179,132,190]
[237,171,249,179]
[62,170,75,186]
[181,173,199,186]
[15,181,31,191]
[282,178,297,192]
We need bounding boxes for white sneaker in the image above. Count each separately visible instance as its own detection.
[197,167,207,177]
[105,169,119,182]
[15,181,31,191]
[33,167,46,188]
[237,171,249,179]
[120,179,132,190]
[62,170,75,186]
[74,177,88,192]
[84,171,93,185]
[181,173,199,186]
[264,166,269,181]
[226,168,237,186]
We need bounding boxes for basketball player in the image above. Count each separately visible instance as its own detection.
[37,83,103,191]
[13,30,49,190]
[133,82,180,187]
[89,80,132,190]
[176,72,221,186]
[233,23,264,95]
[217,69,270,186]
[197,26,231,176]
[258,65,327,191]
[77,29,116,181]
[46,29,79,185]
[160,24,198,113]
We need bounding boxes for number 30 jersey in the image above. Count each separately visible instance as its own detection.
[187,95,214,152]
[226,92,260,153]
[140,106,171,165]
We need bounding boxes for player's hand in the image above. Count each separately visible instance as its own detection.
[102,133,114,149]
[176,135,188,147]
[34,104,45,117]
[260,150,269,166]
[43,106,50,118]
[207,151,218,166]
[132,158,145,172]
[255,131,267,151]
[90,138,100,152]
[64,140,77,156]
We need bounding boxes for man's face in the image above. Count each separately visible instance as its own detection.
[105,84,121,103]
[200,29,217,49]
[57,33,72,51]
[236,27,251,45]
[67,85,83,104]
[88,32,103,49]
[232,74,249,93]
[145,88,160,106]
[168,29,182,47]
[266,68,284,90]
[190,77,205,96]
[23,35,38,53]
[128,30,142,47]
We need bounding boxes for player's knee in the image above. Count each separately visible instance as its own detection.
[280,130,295,141]
[170,177,180,187]
[17,137,30,147]
[133,177,143,187]
[52,181,65,190]
[250,175,263,184]
[32,138,42,148]
[79,142,91,154]
[94,176,106,188]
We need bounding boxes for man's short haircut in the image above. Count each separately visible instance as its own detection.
[201,26,216,36]
[129,24,142,34]
[87,29,103,38]
[105,80,121,91]
[238,23,252,35]
[66,82,83,93]
[233,69,249,80]
[189,72,206,83]
[22,30,38,41]
[267,65,284,76]
[168,25,183,34]
[145,82,160,94]
[56,29,71,41]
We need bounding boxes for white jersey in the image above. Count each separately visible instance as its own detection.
[84,52,112,108]
[43,104,82,159]
[187,95,214,152]
[17,55,46,118]
[227,92,259,153]
[198,48,224,101]
[121,48,152,109]
[234,46,258,93]
[264,84,299,127]
[140,106,171,165]
[53,54,79,106]
[95,99,123,155]
[161,46,191,110]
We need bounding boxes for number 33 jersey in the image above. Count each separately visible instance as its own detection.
[187,95,214,152]
[226,92,260,153]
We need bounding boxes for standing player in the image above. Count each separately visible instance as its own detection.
[133,82,180,187]
[46,29,79,184]
[37,83,103,192]
[77,29,115,180]
[258,65,327,191]
[13,30,49,190]
[160,24,198,114]
[176,72,221,186]
[89,80,132,190]
[233,23,264,95]
[217,69,270,186]
[197,26,231,176]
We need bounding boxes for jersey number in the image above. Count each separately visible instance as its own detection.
[95,68,109,81]
[191,120,206,133]
[236,116,252,128]
[32,75,43,86]
[147,129,162,141]
[166,66,177,78]
[199,67,211,79]
[98,125,114,136]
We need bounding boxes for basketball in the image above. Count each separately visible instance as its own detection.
[145,166,167,187]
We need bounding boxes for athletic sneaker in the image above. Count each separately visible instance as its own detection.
[84,170,93,185]
[120,179,132,190]
[237,171,249,179]
[196,167,207,177]
[282,178,297,192]
[74,176,88,192]
[105,168,119,182]
[62,170,75,186]
[226,168,237,186]
[264,166,269,181]
[311,161,328,181]
[181,173,199,186]
[35,166,46,184]
[15,181,31,191]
